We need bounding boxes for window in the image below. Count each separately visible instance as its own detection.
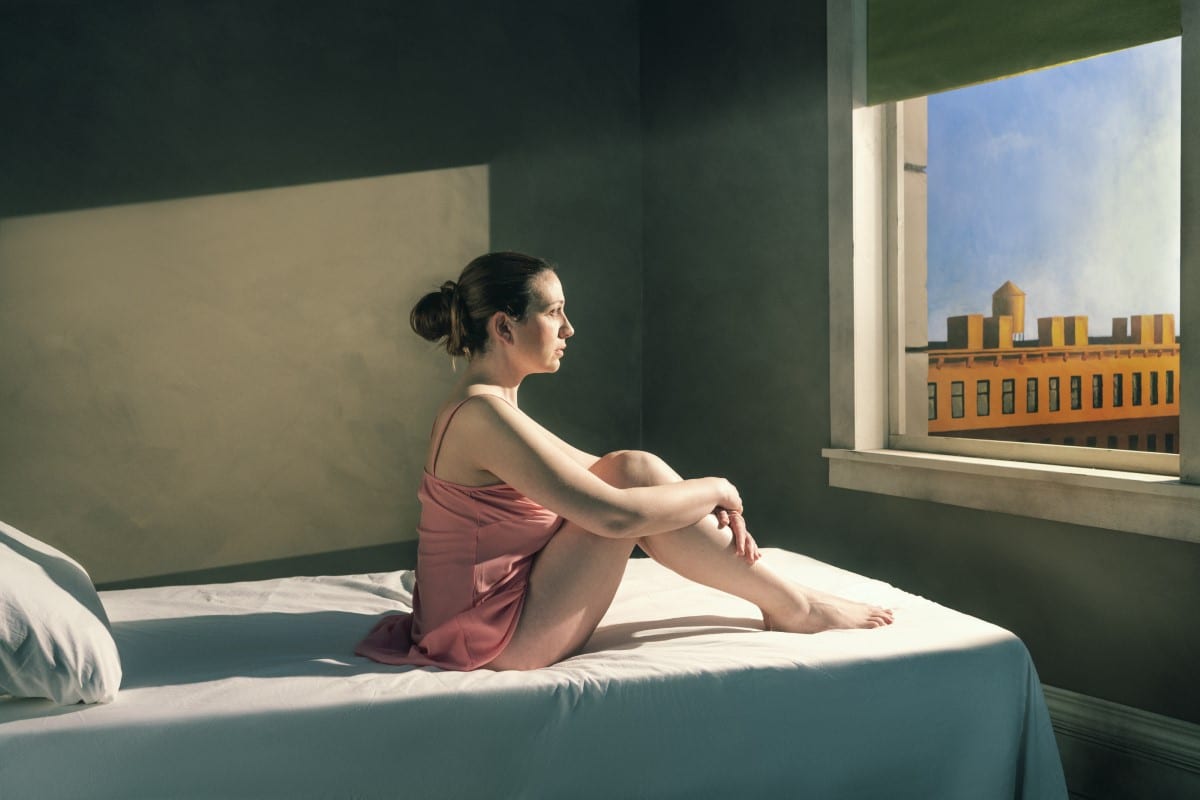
[1113,373,1124,407]
[1064,437,1076,446]
[1107,435,1118,449]
[928,383,937,420]
[1168,370,1176,403]
[1129,435,1139,450]
[951,381,964,418]
[824,7,1195,540]
[1132,372,1143,406]
[1167,433,1176,453]
[1026,378,1038,412]
[1151,372,1160,405]
[1070,376,1082,410]
[1092,375,1103,409]
[1086,436,1097,447]
[977,380,990,416]
[1002,379,1015,414]
[1149,434,1158,452]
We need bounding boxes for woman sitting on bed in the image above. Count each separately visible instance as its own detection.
[356,252,893,671]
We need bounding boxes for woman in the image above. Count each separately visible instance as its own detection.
[356,252,892,671]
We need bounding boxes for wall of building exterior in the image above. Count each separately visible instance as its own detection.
[641,0,1200,724]
[0,0,643,585]
[928,346,1180,447]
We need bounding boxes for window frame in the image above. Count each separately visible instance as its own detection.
[823,0,1200,543]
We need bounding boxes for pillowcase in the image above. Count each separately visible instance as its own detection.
[0,520,122,704]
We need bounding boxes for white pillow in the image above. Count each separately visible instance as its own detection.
[0,520,122,704]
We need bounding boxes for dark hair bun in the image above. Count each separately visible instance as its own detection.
[410,281,456,344]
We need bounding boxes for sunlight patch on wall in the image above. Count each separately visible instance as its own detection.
[0,166,489,583]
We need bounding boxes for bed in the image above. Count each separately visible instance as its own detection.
[0,547,1067,799]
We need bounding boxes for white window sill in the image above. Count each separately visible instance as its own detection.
[822,447,1200,544]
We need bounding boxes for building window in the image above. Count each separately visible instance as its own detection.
[1002,379,1015,414]
[1049,377,1060,412]
[1148,434,1158,452]
[977,380,990,416]
[1070,376,1082,410]
[1113,373,1124,407]
[1064,436,1076,446]
[1026,378,1038,413]
[1132,372,1143,406]
[928,383,937,420]
[1151,371,1160,405]
[1107,435,1118,449]
[1168,370,1176,403]
[1086,436,1097,447]
[951,381,964,418]
[1167,433,1176,453]
[1129,434,1139,450]
[1092,375,1103,409]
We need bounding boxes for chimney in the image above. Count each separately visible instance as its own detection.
[1064,316,1088,346]
[1038,316,1065,347]
[1131,314,1155,345]
[948,315,984,350]
[1111,317,1128,343]
[984,315,1014,349]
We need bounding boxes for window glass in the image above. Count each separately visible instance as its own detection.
[924,38,1180,449]
[977,380,990,416]
[928,382,937,420]
[951,381,964,418]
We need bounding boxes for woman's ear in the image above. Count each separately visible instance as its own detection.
[489,311,515,345]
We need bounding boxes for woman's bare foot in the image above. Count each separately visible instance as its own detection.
[761,587,894,633]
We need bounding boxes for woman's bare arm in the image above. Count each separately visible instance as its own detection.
[451,396,735,539]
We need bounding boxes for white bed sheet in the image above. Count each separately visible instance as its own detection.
[0,549,1066,799]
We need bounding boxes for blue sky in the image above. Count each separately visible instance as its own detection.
[927,37,1181,340]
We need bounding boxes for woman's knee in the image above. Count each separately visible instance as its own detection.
[594,449,676,488]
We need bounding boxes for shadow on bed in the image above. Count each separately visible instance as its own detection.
[109,610,766,691]
[584,615,762,651]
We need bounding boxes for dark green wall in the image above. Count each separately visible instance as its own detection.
[641,0,1200,725]
[0,0,642,584]
[5,0,1198,728]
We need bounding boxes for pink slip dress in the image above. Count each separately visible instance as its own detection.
[354,396,564,670]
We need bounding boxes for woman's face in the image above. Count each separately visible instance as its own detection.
[513,271,574,372]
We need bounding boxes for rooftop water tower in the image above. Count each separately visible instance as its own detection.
[992,281,1026,341]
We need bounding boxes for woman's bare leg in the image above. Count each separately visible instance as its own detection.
[606,451,893,634]
[487,454,640,670]
[489,450,892,671]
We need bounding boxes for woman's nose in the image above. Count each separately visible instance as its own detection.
[561,315,574,337]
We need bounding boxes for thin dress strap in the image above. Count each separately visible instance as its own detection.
[429,395,493,476]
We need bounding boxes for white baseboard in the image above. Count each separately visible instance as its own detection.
[1043,685,1200,799]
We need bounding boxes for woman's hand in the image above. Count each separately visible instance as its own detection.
[714,507,762,565]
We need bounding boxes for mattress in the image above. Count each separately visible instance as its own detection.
[0,548,1067,799]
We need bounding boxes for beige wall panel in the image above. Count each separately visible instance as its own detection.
[0,167,488,583]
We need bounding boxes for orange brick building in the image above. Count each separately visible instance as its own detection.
[927,283,1180,452]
